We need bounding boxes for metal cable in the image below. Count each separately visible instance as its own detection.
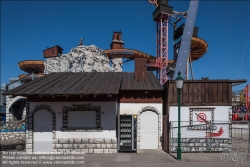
[231,1,250,79]
[237,31,250,79]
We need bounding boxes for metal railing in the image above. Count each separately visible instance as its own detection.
[231,121,250,152]
[232,128,249,140]
[169,121,232,153]
[0,121,26,132]
[5,73,41,91]
[0,121,26,151]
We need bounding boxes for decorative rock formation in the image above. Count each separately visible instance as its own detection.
[44,45,122,74]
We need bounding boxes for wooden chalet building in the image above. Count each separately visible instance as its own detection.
[162,79,246,152]
[3,71,163,153]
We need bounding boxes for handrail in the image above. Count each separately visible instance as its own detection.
[5,73,41,91]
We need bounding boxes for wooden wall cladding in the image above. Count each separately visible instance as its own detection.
[166,81,232,106]
[119,90,162,103]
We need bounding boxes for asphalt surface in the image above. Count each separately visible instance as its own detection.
[82,150,250,167]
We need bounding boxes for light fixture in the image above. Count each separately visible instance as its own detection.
[175,71,184,89]
[175,70,184,161]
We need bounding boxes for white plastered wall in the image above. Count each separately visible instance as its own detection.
[169,106,232,138]
[29,101,117,139]
[169,106,231,122]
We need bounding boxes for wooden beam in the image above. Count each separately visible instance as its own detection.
[79,94,88,98]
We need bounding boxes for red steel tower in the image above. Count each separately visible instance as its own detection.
[148,0,173,85]
[246,84,250,109]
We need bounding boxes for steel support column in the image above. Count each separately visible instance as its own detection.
[155,13,169,85]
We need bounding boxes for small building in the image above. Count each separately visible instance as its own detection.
[43,45,63,58]
[3,72,163,153]
[162,79,246,152]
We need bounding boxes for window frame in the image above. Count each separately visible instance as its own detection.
[61,104,102,132]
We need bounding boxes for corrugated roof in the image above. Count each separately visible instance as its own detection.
[3,72,162,96]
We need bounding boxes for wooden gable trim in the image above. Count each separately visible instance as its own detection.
[27,95,117,102]
[118,90,163,103]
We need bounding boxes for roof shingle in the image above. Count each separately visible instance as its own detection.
[3,72,163,96]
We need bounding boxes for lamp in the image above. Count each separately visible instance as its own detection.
[175,71,184,89]
[175,71,184,160]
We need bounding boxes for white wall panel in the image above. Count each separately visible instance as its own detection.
[169,106,232,139]
[30,102,117,139]
[33,109,53,152]
[140,111,158,149]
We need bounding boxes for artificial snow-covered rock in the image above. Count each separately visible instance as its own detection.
[44,45,122,74]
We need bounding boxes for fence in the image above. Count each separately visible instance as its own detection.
[169,121,232,153]
[231,121,250,152]
[0,121,26,151]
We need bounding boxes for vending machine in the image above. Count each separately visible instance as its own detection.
[118,114,137,152]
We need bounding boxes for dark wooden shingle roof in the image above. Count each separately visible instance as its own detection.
[4,72,162,96]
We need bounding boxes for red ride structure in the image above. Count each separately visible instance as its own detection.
[150,13,169,85]
[148,0,173,85]
[245,84,250,110]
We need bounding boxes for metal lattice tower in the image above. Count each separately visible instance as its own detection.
[148,0,173,85]
[156,14,168,84]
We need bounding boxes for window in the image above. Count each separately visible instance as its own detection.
[61,105,101,131]
[68,111,96,128]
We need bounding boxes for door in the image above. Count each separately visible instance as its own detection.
[140,111,158,149]
[33,109,53,152]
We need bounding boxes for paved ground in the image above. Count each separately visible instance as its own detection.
[82,150,250,167]
[232,138,249,152]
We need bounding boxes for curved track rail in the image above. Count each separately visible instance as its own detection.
[18,60,44,74]
[190,37,208,61]
[105,37,208,63]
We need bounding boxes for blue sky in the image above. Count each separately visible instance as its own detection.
[1,1,250,91]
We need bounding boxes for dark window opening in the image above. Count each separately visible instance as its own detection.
[9,98,26,121]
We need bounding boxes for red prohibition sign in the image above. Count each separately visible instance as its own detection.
[197,113,207,122]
